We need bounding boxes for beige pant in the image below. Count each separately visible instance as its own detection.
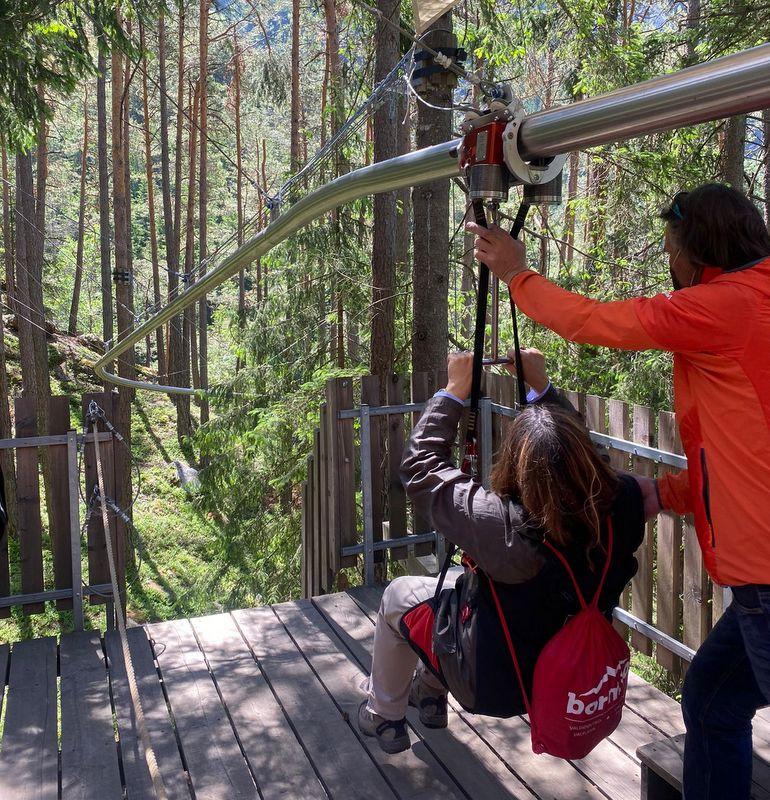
[364,568,463,720]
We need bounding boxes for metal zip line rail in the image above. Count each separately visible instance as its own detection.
[95,43,770,395]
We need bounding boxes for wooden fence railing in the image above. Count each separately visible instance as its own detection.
[303,372,722,677]
[0,392,125,629]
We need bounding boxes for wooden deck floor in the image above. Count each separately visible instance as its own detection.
[0,586,691,800]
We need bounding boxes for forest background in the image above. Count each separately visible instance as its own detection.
[0,0,768,640]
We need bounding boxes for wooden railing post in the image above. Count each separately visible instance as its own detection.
[632,404,655,656]
[657,410,683,675]
[14,396,44,615]
[608,398,630,634]
[385,374,408,561]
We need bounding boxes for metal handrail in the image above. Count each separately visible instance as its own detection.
[339,399,688,468]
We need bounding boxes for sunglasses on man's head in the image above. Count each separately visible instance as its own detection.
[670,190,689,220]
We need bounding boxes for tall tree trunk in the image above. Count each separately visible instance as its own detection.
[290,0,301,174]
[184,82,200,394]
[369,0,400,400]
[722,115,746,189]
[30,91,51,442]
[161,12,192,440]
[0,140,17,531]
[198,0,210,424]
[412,13,453,374]
[233,32,245,359]
[14,153,37,396]
[97,49,113,376]
[564,150,579,267]
[323,0,345,366]
[111,46,136,563]
[69,92,89,335]
[1,140,14,309]
[140,24,166,379]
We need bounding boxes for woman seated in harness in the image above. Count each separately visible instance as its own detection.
[358,348,648,754]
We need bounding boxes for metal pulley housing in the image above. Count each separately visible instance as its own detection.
[502,104,566,190]
[458,93,567,203]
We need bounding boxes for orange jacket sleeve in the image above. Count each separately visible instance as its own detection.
[509,270,755,354]
[657,469,693,515]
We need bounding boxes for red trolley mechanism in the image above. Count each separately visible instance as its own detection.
[456,89,567,477]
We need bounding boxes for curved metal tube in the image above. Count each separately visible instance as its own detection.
[519,43,770,159]
[95,140,461,393]
[97,42,770,394]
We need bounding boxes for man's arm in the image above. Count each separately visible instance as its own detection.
[469,221,756,355]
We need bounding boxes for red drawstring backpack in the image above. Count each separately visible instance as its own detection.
[487,518,630,759]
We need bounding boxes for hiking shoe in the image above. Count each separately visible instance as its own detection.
[409,674,448,729]
[357,700,411,754]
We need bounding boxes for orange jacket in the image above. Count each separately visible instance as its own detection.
[509,259,770,586]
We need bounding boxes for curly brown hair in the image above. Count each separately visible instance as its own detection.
[490,404,618,553]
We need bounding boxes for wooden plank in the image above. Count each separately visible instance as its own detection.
[328,377,356,568]
[0,637,58,799]
[361,376,385,573]
[683,513,710,652]
[609,399,631,632]
[323,380,340,578]
[60,631,123,799]
[410,372,435,556]
[657,411,683,675]
[318,404,330,593]
[0,643,8,715]
[304,453,316,597]
[585,395,606,435]
[565,389,586,419]
[632,404,655,655]
[312,430,321,597]
[711,584,727,625]
[233,605,397,800]
[345,588,611,800]
[301,481,309,599]
[315,595,601,798]
[638,733,770,800]
[81,392,115,605]
[49,396,74,610]
[190,613,327,800]
[146,619,259,800]
[386,374,408,560]
[105,628,191,800]
[287,596,527,800]
[14,396,44,614]
[625,672,684,738]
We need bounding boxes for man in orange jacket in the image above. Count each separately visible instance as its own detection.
[468,183,770,799]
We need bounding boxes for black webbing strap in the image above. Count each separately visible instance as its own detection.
[443,198,492,588]
[463,198,491,470]
[508,201,531,408]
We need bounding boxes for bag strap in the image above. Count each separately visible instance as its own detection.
[541,518,615,610]
[483,517,615,715]
[485,572,532,716]
[433,542,458,602]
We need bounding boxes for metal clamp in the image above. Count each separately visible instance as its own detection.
[502,104,567,186]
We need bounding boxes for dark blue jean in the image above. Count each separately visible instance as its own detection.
[682,584,770,799]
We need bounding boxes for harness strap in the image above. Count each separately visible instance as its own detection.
[508,201,531,409]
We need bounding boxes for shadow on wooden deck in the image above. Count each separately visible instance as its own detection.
[0,587,693,800]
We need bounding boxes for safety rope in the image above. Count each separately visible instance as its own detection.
[90,413,168,800]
